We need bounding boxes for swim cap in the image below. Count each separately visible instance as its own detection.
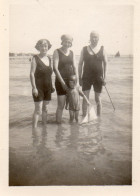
[61,34,73,45]
[90,31,99,38]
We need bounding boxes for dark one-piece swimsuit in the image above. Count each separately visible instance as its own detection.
[32,55,53,102]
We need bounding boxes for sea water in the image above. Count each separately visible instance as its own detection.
[9,56,132,185]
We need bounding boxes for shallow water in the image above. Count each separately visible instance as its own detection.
[9,56,132,185]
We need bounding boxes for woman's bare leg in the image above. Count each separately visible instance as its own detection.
[95,92,102,116]
[75,111,79,122]
[33,101,43,128]
[42,101,49,125]
[56,95,66,123]
[82,90,90,116]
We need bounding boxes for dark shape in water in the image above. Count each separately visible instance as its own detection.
[115,51,120,57]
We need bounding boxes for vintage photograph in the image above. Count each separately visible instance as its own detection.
[9,0,133,186]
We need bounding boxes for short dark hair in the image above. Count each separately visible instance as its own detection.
[35,39,52,50]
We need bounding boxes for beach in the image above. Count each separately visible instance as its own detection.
[9,56,132,185]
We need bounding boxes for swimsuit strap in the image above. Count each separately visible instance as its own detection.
[89,45,103,55]
[89,45,95,55]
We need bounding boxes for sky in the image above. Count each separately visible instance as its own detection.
[9,0,134,55]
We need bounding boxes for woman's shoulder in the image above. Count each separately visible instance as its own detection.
[83,46,88,52]
[30,55,38,66]
[70,49,74,55]
[32,54,37,58]
[55,48,61,53]
[99,45,106,55]
[83,46,87,49]
[31,54,37,62]
[100,45,104,50]
[53,49,59,54]
[79,45,86,49]
[53,49,59,59]
[82,46,88,56]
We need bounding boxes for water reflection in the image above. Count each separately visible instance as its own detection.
[78,123,105,161]
[55,125,67,148]
[32,126,45,147]
[68,124,79,150]
[32,122,105,162]
[32,126,52,160]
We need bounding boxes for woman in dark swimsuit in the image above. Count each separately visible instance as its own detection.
[53,34,78,123]
[30,39,53,127]
[78,31,108,117]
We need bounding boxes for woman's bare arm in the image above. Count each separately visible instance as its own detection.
[103,49,108,80]
[30,56,38,96]
[72,52,79,84]
[78,48,84,85]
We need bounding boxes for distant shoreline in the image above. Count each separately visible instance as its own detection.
[9,54,133,58]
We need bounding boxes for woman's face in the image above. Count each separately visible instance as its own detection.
[62,40,72,49]
[90,35,99,47]
[38,43,48,54]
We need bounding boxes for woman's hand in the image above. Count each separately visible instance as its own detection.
[102,79,106,86]
[32,88,38,97]
[100,77,106,86]
[62,83,69,93]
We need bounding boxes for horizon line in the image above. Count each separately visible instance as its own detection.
[9,52,133,56]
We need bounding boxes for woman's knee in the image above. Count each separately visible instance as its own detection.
[42,105,48,112]
[34,107,42,115]
[57,104,65,110]
[42,102,49,112]
[34,102,43,115]
[95,94,101,105]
